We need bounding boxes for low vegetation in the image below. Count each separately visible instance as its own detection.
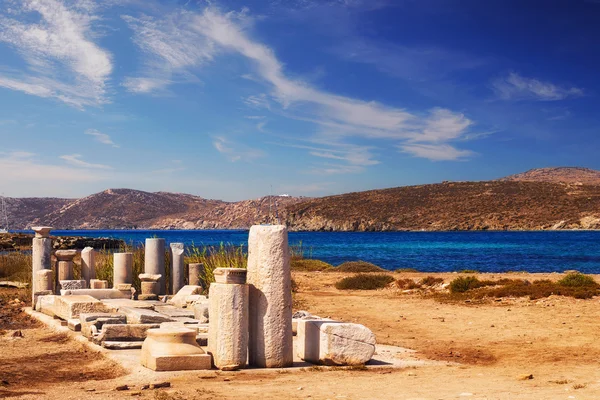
[446,273,600,300]
[397,276,444,290]
[291,259,333,272]
[0,251,31,282]
[335,273,395,290]
[331,261,387,273]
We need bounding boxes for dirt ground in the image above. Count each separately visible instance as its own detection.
[3,271,600,399]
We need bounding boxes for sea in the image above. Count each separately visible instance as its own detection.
[43,230,600,274]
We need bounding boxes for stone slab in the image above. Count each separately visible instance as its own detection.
[94,323,160,344]
[36,295,58,316]
[79,313,127,339]
[138,294,159,301]
[154,305,195,318]
[67,318,81,332]
[193,301,209,324]
[121,307,175,324]
[296,320,376,366]
[168,285,203,308]
[100,299,155,310]
[103,341,143,350]
[53,295,112,320]
[60,289,130,300]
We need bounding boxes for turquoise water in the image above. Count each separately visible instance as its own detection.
[42,230,600,273]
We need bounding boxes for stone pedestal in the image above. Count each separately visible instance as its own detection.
[145,238,166,295]
[113,252,133,287]
[208,273,249,370]
[189,263,203,286]
[31,226,52,299]
[140,327,212,371]
[170,243,185,295]
[139,273,161,301]
[81,247,96,285]
[214,268,247,284]
[247,225,293,368]
[90,279,108,289]
[55,249,77,292]
[36,269,54,292]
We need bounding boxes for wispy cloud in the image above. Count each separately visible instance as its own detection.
[0,0,113,108]
[399,143,473,161]
[59,154,113,169]
[84,129,119,148]
[213,136,265,162]
[492,72,584,101]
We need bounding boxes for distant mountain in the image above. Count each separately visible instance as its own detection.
[500,167,600,185]
[3,167,600,231]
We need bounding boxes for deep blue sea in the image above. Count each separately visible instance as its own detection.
[41,230,600,274]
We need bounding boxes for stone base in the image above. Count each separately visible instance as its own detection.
[138,294,159,301]
[141,327,212,371]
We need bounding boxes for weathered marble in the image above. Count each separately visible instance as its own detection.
[31,226,52,301]
[208,282,249,370]
[154,305,196,318]
[79,313,127,339]
[170,243,185,294]
[36,269,54,292]
[94,323,160,344]
[90,279,108,289]
[60,288,129,299]
[113,252,133,287]
[213,268,247,284]
[81,247,96,284]
[296,320,376,366]
[52,295,112,320]
[139,273,161,301]
[60,280,87,290]
[67,318,81,332]
[247,225,293,368]
[168,285,203,308]
[31,226,52,238]
[188,263,203,287]
[141,327,212,371]
[193,301,210,324]
[145,238,166,295]
[101,298,156,310]
[121,306,175,324]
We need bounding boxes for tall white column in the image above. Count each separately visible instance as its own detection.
[145,238,166,294]
[31,226,52,298]
[169,243,185,294]
[81,247,96,285]
[113,252,133,287]
[247,225,293,368]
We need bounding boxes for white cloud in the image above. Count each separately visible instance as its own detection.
[0,0,112,108]
[125,6,477,163]
[84,129,119,148]
[399,143,473,161]
[492,72,583,101]
[59,154,113,169]
[213,136,264,162]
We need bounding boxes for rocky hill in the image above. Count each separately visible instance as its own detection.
[3,167,600,231]
[500,167,600,185]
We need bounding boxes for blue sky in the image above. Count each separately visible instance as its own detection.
[0,0,598,200]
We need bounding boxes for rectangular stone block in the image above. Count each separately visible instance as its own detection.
[90,279,109,289]
[168,285,203,308]
[60,280,87,290]
[100,299,155,310]
[60,289,130,300]
[79,313,127,339]
[296,320,376,366]
[94,323,160,344]
[53,295,112,320]
[121,307,175,324]
[154,305,195,318]
[33,291,54,309]
[103,341,143,350]
[67,318,81,332]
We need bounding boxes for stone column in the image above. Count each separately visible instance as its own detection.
[55,249,77,291]
[139,273,161,301]
[208,268,249,370]
[81,247,96,285]
[247,225,293,368]
[189,263,203,287]
[170,243,185,295]
[113,252,133,287]
[145,238,166,295]
[31,226,52,296]
[36,269,54,292]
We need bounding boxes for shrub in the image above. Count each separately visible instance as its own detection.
[335,273,394,290]
[291,259,333,272]
[449,276,486,293]
[396,278,421,289]
[457,269,479,274]
[0,251,32,282]
[394,268,419,273]
[332,261,387,273]
[420,276,444,287]
[557,272,597,288]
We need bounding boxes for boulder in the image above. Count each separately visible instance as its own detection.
[94,323,160,344]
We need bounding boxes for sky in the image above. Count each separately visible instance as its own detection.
[0,0,599,201]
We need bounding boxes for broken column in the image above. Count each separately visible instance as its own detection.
[113,252,133,287]
[55,249,78,291]
[139,273,161,301]
[36,269,54,294]
[247,225,293,368]
[31,226,52,298]
[141,327,212,371]
[189,263,203,286]
[208,268,249,370]
[170,243,185,294]
[145,238,166,295]
[81,247,96,285]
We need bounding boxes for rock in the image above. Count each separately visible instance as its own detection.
[293,311,313,319]
[121,307,175,324]
[154,305,195,318]
[168,285,203,308]
[150,382,170,389]
[67,319,81,332]
[103,341,143,350]
[80,313,127,339]
[518,374,534,380]
[101,299,155,310]
[115,385,129,391]
[53,295,112,320]
[94,324,160,344]
[296,320,376,366]
[60,289,130,300]
[193,301,209,324]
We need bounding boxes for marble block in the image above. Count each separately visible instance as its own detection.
[140,327,212,371]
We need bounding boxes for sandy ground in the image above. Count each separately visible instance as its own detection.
[2,271,600,399]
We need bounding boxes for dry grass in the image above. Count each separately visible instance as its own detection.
[0,251,32,282]
[291,259,333,272]
[335,273,395,290]
[330,261,387,273]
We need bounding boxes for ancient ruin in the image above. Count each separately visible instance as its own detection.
[145,238,166,294]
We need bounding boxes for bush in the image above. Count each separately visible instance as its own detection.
[335,273,395,290]
[557,272,597,288]
[396,278,421,289]
[332,261,387,273]
[449,276,486,293]
[420,276,444,287]
[394,268,419,273]
[291,259,333,272]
